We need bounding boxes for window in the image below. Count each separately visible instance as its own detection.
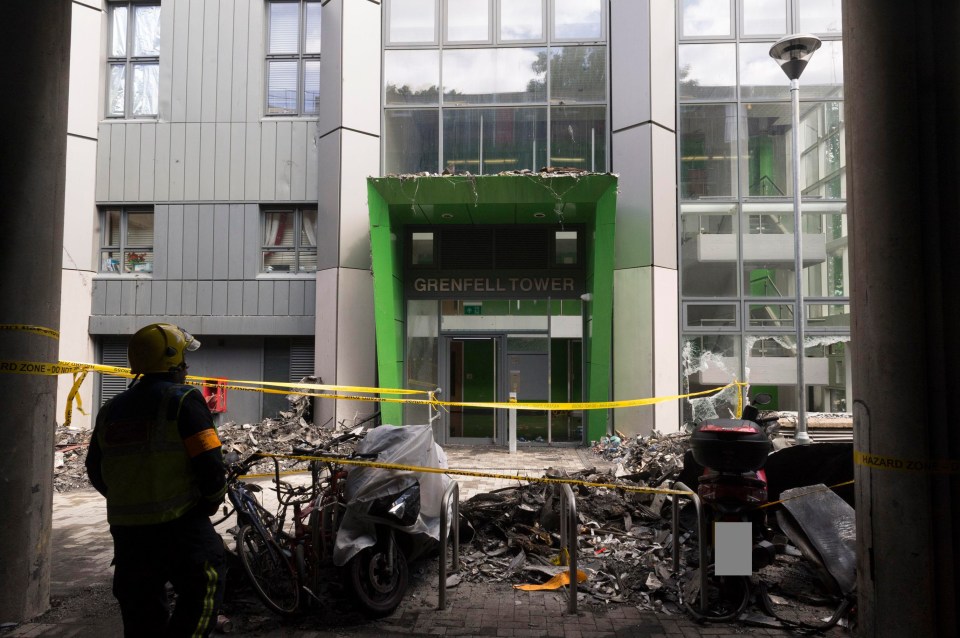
[261,207,318,273]
[100,208,154,274]
[107,2,160,118]
[266,1,322,116]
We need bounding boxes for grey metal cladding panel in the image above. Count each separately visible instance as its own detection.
[182,204,200,279]
[212,280,228,315]
[290,121,308,201]
[258,281,274,315]
[151,280,167,313]
[182,122,201,200]
[228,281,243,314]
[213,205,230,279]
[242,280,259,315]
[154,123,171,200]
[108,124,126,201]
[199,123,216,200]
[317,0,342,137]
[91,281,107,314]
[170,0,190,122]
[182,280,198,315]
[169,123,187,200]
[197,315,315,335]
[139,123,156,201]
[231,0,250,122]
[197,204,215,279]
[275,121,292,201]
[245,123,261,200]
[230,124,246,200]
[215,122,231,200]
[123,123,141,201]
[245,1,264,122]
[216,0,235,123]
[289,280,305,315]
[273,280,290,315]
[105,280,122,314]
[153,204,169,278]
[197,280,213,315]
[228,204,246,279]
[306,121,318,201]
[610,0,651,131]
[304,279,316,317]
[316,131,341,270]
[186,0,204,122]
[158,0,175,118]
[96,125,110,201]
[167,205,184,279]
[260,121,277,201]
[120,280,136,315]
[201,0,220,123]
[135,280,152,314]
[243,203,261,280]
[167,281,183,314]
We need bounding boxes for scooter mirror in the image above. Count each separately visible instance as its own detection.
[752,393,773,406]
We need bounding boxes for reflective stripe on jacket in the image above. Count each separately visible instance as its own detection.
[98,385,203,525]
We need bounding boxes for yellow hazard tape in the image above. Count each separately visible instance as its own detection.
[854,450,960,474]
[259,452,696,497]
[0,324,60,340]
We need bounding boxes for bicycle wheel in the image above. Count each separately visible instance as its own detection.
[237,524,300,615]
[682,564,749,622]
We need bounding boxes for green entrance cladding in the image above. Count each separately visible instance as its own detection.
[367,173,618,444]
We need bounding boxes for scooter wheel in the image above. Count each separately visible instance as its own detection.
[346,535,409,617]
[683,564,749,623]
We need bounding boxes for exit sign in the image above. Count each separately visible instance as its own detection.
[464,304,482,315]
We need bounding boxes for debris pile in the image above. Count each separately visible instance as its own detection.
[54,427,94,493]
[592,430,693,487]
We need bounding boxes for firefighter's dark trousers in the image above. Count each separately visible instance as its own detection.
[110,507,225,637]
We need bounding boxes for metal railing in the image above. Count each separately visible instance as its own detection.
[438,480,460,610]
[559,483,578,615]
[671,481,707,614]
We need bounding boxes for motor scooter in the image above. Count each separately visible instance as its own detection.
[683,393,780,620]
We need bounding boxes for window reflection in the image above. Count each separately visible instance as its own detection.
[500,0,543,41]
[798,0,843,33]
[442,48,545,104]
[680,0,731,37]
[443,107,547,174]
[679,104,738,198]
[446,0,489,42]
[742,0,786,36]
[553,0,602,40]
[680,203,738,297]
[739,42,790,100]
[389,0,437,43]
[385,110,439,174]
[385,50,440,104]
[798,41,844,99]
[549,46,606,103]
[550,106,606,171]
[679,43,736,101]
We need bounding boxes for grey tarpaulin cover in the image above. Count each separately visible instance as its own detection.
[333,423,451,566]
[776,484,856,595]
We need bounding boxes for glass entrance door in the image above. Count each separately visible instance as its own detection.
[445,336,500,442]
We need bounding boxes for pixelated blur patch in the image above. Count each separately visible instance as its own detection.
[714,522,752,576]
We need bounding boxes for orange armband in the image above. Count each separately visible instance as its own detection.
[184,429,222,458]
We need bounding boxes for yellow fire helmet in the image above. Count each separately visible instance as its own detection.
[128,323,201,375]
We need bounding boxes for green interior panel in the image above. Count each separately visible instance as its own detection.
[368,174,617,442]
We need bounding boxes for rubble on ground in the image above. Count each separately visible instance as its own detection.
[591,430,694,486]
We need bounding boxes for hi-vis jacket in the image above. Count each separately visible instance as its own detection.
[86,376,226,526]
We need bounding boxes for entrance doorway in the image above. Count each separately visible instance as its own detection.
[444,336,501,443]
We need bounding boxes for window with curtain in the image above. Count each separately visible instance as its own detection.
[261,207,318,273]
[266,1,322,116]
[100,208,154,274]
[107,2,160,117]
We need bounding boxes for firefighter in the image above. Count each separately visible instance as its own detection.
[85,323,227,637]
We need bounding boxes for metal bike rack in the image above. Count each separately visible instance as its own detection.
[559,483,578,615]
[438,480,460,610]
[671,481,707,613]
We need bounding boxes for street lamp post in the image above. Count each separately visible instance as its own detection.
[769,34,821,445]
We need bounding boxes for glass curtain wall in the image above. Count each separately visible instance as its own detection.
[677,0,848,423]
[383,0,607,174]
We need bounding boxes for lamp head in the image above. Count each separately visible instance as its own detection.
[769,34,822,81]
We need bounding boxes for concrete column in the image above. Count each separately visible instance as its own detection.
[845,1,960,635]
[315,0,381,427]
[0,1,71,623]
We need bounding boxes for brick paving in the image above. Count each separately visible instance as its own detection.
[4,447,848,637]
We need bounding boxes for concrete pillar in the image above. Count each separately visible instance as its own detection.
[314,0,381,428]
[0,1,71,623]
[845,1,960,635]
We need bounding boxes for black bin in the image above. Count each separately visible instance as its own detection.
[690,418,772,472]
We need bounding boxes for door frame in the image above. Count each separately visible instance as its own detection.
[439,334,507,445]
